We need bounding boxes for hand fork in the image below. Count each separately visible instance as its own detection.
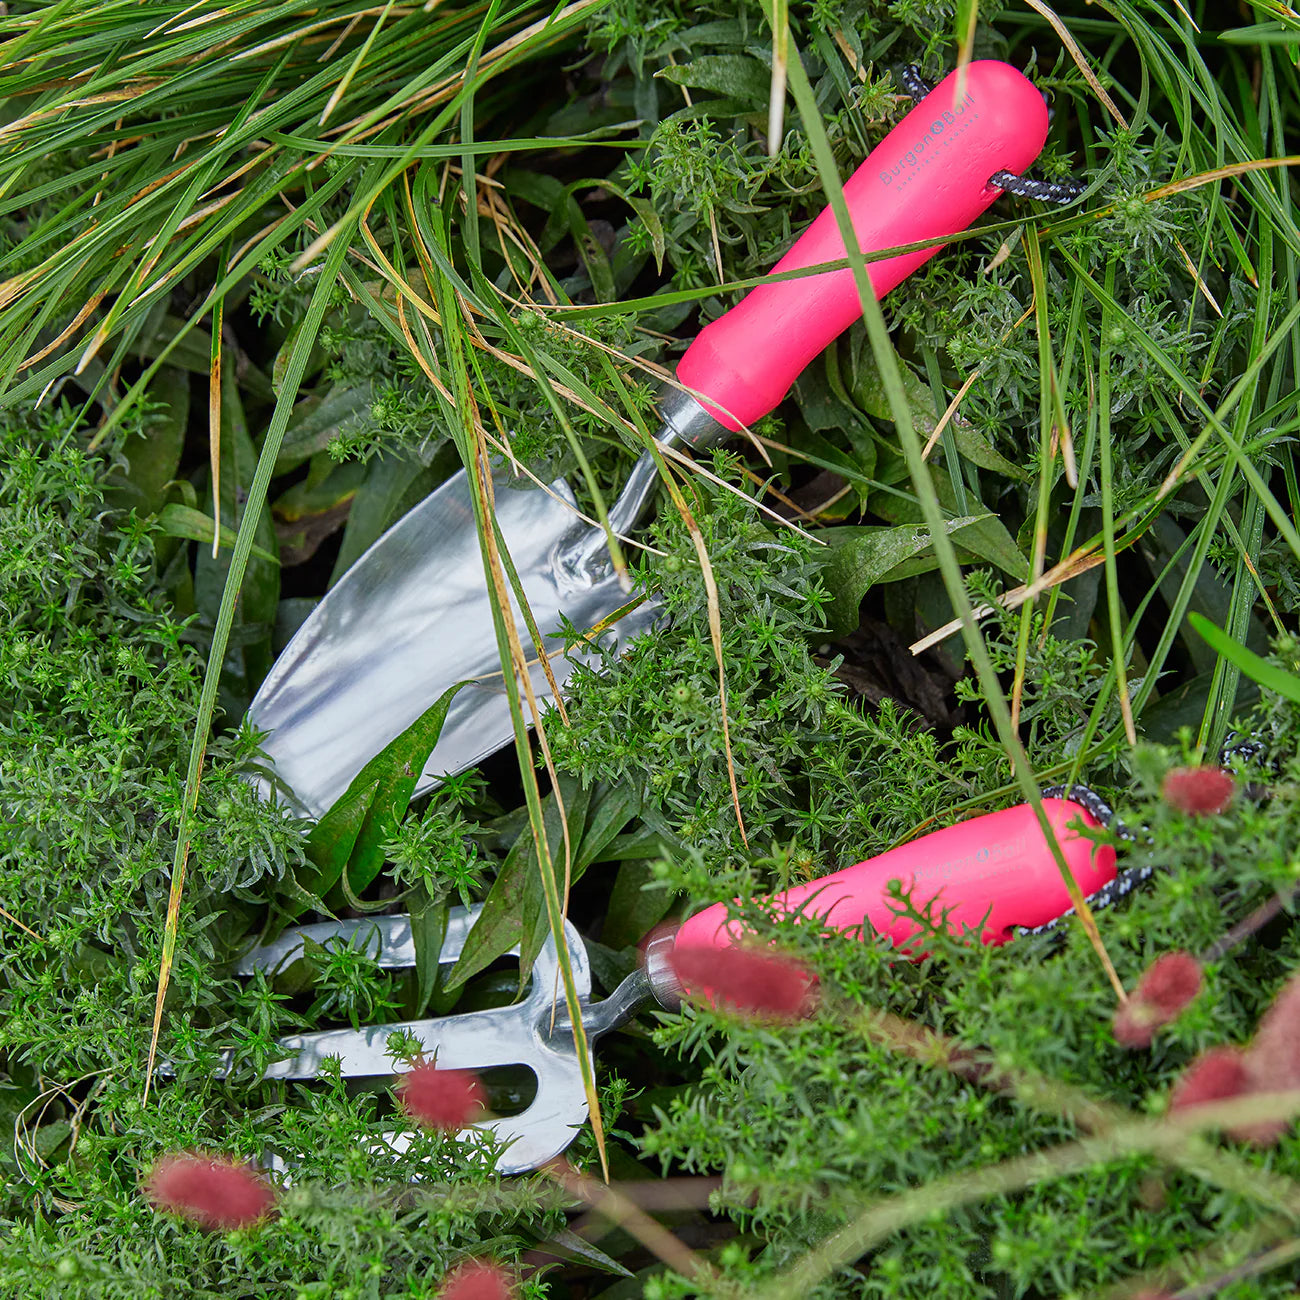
[228,797,1118,1174]
[229,906,629,1173]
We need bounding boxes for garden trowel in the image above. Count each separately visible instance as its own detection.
[248,62,1051,819]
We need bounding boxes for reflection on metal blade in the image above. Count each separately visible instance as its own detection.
[248,470,658,818]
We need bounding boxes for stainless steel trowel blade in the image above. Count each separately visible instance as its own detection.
[248,467,658,819]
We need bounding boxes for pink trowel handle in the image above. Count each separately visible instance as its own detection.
[673,799,1117,957]
[674,60,1050,431]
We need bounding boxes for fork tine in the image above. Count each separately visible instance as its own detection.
[237,911,443,974]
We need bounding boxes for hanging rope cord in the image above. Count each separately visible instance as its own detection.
[899,66,1086,206]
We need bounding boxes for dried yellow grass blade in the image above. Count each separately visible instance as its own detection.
[209,299,223,560]
[1020,0,1128,127]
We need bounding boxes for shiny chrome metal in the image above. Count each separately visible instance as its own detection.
[599,388,725,541]
[559,966,652,1038]
[233,912,423,974]
[247,390,728,819]
[229,906,684,1174]
[235,906,603,1175]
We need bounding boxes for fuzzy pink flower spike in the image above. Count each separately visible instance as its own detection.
[398,1062,487,1132]
[144,1152,276,1232]
[1161,766,1234,815]
[1170,1046,1253,1118]
[669,944,817,1022]
[1113,951,1203,1048]
[1167,971,1300,1148]
[1246,971,1300,1094]
[439,1258,516,1300]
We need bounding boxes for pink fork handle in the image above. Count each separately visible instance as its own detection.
[674,61,1050,431]
[673,800,1117,956]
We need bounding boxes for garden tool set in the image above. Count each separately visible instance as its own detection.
[232,794,1118,1174]
[222,63,1113,1176]
[246,61,1054,818]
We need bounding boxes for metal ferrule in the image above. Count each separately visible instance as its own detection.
[656,385,729,452]
[553,929,683,1042]
[560,966,652,1040]
[641,926,683,1010]
[599,389,728,541]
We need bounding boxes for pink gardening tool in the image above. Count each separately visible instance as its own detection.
[671,795,1118,964]
[224,60,1079,1175]
[233,795,1118,1173]
[676,58,1050,429]
[248,59,1053,819]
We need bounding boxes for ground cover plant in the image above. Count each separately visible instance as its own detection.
[4,0,1300,1295]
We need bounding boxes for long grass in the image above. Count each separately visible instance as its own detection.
[6,0,1300,1294]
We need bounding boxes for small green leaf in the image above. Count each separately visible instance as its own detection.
[294,680,471,913]
[629,196,666,273]
[442,833,531,991]
[851,354,1030,481]
[948,421,1031,482]
[544,1227,635,1278]
[108,366,189,513]
[593,176,667,274]
[275,383,374,473]
[946,512,1029,580]
[286,452,364,506]
[195,360,281,704]
[445,774,594,990]
[272,319,308,397]
[1187,612,1300,705]
[155,503,279,565]
[272,459,367,567]
[407,888,448,1019]
[565,197,616,302]
[575,780,642,873]
[820,517,993,638]
[33,1120,72,1162]
[601,858,673,951]
[1220,21,1300,46]
[298,780,376,904]
[130,313,214,374]
[868,462,1027,583]
[657,54,771,102]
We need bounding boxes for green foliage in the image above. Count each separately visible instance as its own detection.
[636,732,1300,1297]
[7,0,1300,1295]
[0,404,564,1296]
[294,679,472,911]
[952,570,1131,770]
[550,460,981,870]
[383,773,490,908]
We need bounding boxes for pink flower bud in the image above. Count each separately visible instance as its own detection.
[1170,1046,1251,1115]
[398,1064,487,1132]
[144,1153,276,1232]
[1170,1046,1288,1146]
[1161,766,1234,815]
[1246,972,1300,1094]
[439,1258,516,1300]
[669,944,817,1021]
[1113,952,1203,1048]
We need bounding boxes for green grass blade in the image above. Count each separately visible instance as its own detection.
[142,229,350,1100]
[1187,611,1300,706]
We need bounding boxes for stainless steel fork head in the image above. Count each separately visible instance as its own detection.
[236,906,595,1175]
